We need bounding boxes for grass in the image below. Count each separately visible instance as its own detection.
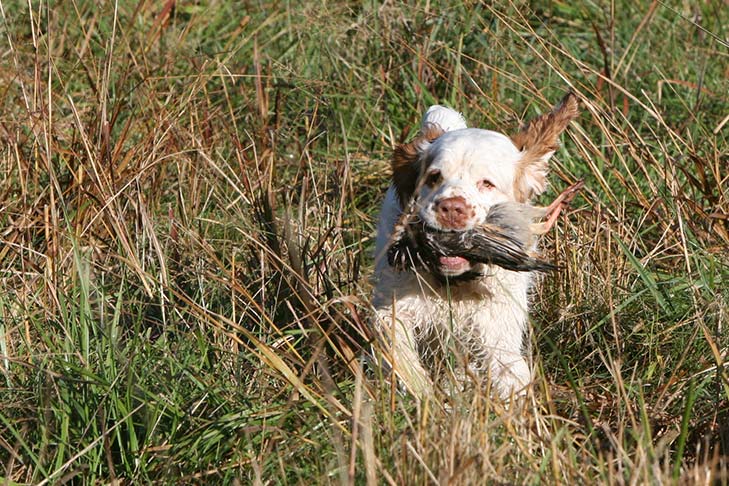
[0,0,727,483]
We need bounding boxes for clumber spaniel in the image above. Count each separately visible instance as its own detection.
[372,94,579,398]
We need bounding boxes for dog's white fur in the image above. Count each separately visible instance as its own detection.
[372,98,578,397]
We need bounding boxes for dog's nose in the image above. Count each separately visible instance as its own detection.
[435,196,473,229]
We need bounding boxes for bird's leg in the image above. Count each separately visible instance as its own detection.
[542,179,584,231]
[533,179,585,234]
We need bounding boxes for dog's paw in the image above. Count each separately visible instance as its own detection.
[494,358,532,398]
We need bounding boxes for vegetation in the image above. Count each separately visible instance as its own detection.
[1,0,727,483]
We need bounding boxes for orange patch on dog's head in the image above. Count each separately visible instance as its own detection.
[392,123,445,207]
[511,92,580,202]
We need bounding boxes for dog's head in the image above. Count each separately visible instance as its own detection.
[392,93,579,277]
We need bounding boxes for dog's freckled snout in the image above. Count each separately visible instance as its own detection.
[434,196,472,229]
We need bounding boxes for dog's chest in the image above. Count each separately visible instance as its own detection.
[408,269,533,327]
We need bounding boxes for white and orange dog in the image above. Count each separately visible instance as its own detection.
[373,94,579,398]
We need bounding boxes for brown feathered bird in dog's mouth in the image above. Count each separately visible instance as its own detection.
[388,180,585,279]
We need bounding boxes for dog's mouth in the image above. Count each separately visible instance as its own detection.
[437,255,472,275]
[388,221,485,282]
[428,226,476,277]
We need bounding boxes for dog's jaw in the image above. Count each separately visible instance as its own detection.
[437,255,472,276]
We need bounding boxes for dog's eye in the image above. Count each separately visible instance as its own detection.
[478,179,495,191]
[424,170,442,187]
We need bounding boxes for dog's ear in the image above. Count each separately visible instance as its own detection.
[392,124,444,207]
[511,92,579,202]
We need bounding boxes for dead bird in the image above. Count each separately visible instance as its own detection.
[388,180,584,277]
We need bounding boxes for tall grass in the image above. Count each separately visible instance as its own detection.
[0,0,727,483]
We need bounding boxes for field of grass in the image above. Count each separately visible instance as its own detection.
[0,0,727,483]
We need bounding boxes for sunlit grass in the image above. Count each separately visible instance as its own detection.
[0,0,727,483]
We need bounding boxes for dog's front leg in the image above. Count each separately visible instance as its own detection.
[462,311,532,398]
